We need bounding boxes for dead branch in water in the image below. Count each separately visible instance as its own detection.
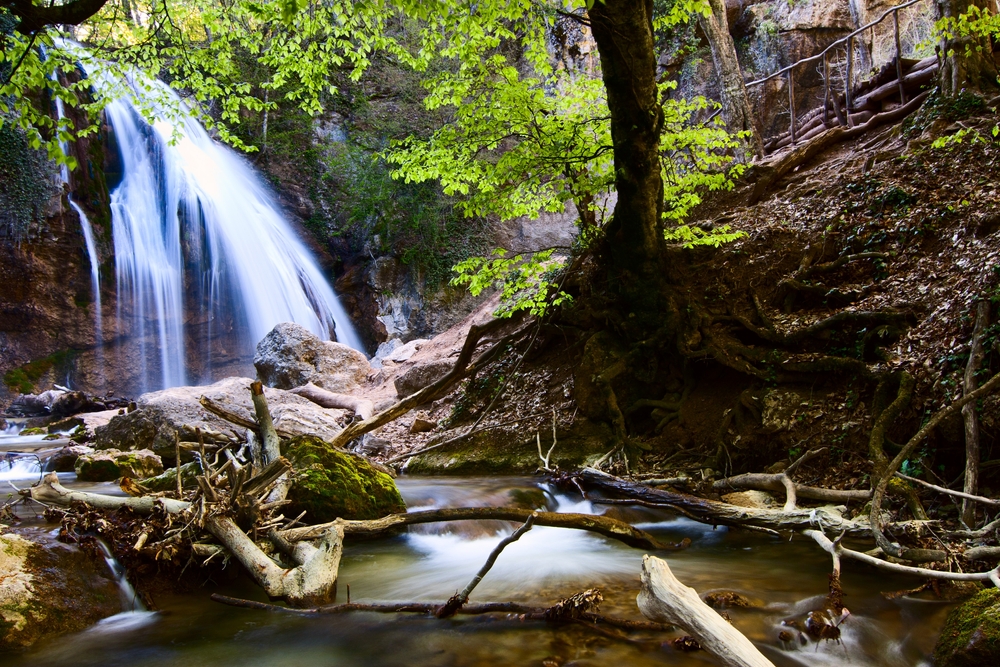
[280,505,676,550]
[713,448,870,510]
[436,513,536,618]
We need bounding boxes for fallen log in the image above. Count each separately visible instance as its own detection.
[325,316,525,451]
[290,383,374,421]
[806,530,1000,586]
[281,506,674,550]
[578,468,883,536]
[713,448,870,509]
[637,555,775,667]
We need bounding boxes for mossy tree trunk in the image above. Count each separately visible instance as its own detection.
[936,0,999,96]
[587,0,667,311]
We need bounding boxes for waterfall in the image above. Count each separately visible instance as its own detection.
[69,56,363,392]
[53,84,105,382]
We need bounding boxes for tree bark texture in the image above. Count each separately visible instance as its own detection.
[587,0,666,302]
[699,0,763,158]
[936,0,998,95]
[637,556,775,667]
[962,300,990,525]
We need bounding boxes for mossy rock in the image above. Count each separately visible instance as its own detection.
[75,448,162,482]
[283,435,406,522]
[935,588,1000,667]
[139,462,200,492]
[19,427,46,436]
[405,418,614,475]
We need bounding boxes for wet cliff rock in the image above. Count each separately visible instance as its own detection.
[0,531,120,651]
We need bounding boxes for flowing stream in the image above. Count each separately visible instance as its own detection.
[5,471,951,667]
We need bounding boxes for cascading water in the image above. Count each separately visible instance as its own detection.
[66,52,363,392]
[53,92,105,383]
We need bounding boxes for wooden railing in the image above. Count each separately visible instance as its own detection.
[746,0,926,149]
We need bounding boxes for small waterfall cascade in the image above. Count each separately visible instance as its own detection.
[96,539,146,613]
[52,92,105,376]
[66,51,364,391]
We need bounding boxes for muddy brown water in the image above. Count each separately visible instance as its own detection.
[3,469,950,666]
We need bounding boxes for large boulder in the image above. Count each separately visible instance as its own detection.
[935,588,1000,667]
[93,377,347,458]
[0,531,121,650]
[393,359,454,397]
[283,435,406,522]
[75,448,162,482]
[44,445,95,473]
[254,322,371,392]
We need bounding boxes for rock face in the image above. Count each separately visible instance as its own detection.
[0,531,121,650]
[394,359,454,397]
[254,322,371,392]
[935,588,1000,667]
[283,435,406,522]
[94,377,347,458]
[75,448,162,482]
[44,445,95,473]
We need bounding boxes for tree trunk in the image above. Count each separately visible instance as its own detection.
[699,0,763,159]
[587,0,666,305]
[936,0,998,96]
[962,300,990,526]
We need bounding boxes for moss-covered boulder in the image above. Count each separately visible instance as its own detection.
[75,448,162,482]
[283,435,405,522]
[935,588,1000,667]
[1,532,120,650]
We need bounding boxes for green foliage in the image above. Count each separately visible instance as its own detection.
[663,224,746,248]
[2,350,77,394]
[323,144,492,286]
[451,248,572,318]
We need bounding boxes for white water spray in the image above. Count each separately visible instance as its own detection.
[64,49,363,391]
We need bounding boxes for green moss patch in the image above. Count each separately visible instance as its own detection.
[283,435,405,522]
[935,588,1000,667]
[3,350,77,394]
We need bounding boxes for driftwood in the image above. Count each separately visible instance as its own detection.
[289,383,374,421]
[198,395,296,440]
[962,301,990,526]
[637,555,775,667]
[210,593,674,633]
[280,506,673,550]
[806,530,1000,586]
[578,468,883,536]
[713,448,870,510]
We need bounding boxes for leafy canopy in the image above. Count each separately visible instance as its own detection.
[1,0,745,316]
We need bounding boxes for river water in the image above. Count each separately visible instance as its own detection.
[4,469,951,667]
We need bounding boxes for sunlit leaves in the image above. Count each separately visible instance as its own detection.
[451,248,572,318]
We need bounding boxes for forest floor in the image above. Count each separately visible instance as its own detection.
[362,99,1000,515]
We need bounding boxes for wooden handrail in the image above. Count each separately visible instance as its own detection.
[744,0,924,89]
